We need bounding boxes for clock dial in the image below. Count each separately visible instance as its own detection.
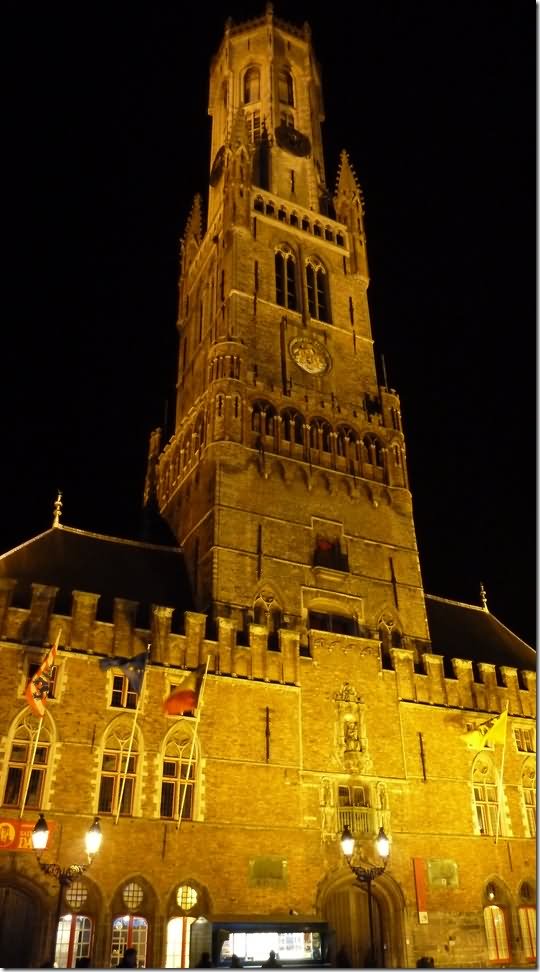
[275,124,311,157]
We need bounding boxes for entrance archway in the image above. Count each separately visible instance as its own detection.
[317,867,406,968]
[0,885,41,968]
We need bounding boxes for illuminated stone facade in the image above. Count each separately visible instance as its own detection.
[0,7,536,970]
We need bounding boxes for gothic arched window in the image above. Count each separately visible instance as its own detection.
[473,755,499,836]
[521,759,536,837]
[160,728,198,822]
[309,417,332,452]
[2,712,52,809]
[483,904,510,964]
[306,258,330,323]
[243,67,260,104]
[98,719,140,818]
[251,400,276,437]
[275,246,298,311]
[278,68,294,105]
[281,408,304,445]
[363,433,383,467]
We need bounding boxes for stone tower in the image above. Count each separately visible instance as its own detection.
[150,5,431,656]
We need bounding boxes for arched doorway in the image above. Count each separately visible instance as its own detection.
[0,885,41,967]
[318,868,406,968]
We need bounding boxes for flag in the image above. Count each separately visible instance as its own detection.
[25,631,61,718]
[461,708,508,751]
[163,667,203,716]
[100,650,148,694]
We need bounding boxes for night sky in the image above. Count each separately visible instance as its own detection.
[3,3,535,647]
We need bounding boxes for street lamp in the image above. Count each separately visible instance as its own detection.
[32,814,102,967]
[340,824,390,968]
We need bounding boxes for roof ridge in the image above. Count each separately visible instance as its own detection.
[59,524,182,554]
[425,593,485,612]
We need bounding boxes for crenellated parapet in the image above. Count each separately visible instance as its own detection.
[1,581,534,718]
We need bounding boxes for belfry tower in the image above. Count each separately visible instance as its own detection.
[149,5,431,656]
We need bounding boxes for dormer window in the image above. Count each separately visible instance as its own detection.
[244,67,260,104]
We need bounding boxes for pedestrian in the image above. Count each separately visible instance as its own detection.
[196,952,213,968]
[262,951,282,968]
[230,956,243,968]
[336,945,351,968]
[76,959,91,969]
[117,947,138,968]
[416,958,435,968]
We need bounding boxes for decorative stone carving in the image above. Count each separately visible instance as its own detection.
[289,337,331,375]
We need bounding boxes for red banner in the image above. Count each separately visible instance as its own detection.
[0,818,56,852]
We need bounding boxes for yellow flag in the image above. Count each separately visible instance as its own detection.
[461,708,508,751]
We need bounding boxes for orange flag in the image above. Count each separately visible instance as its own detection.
[25,631,61,718]
[163,668,203,716]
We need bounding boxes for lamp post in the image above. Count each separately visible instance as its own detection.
[340,824,390,968]
[32,814,102,967]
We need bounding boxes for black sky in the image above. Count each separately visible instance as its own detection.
[3,3,536,647]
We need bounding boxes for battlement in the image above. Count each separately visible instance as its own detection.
[1,580,534,718]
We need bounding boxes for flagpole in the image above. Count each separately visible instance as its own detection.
[115,645,150,825]
[19,717,44,819]
[176,655,211,831]
[20,629,62,818]
[494,703,509,845]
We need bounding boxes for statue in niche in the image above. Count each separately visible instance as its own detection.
[335,681,360,704]
[320,776,335,835]
[344,720,361,751]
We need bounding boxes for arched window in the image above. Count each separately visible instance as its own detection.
[363,433,383,467]
[309,417,332,452]
[55,883,93,968]
[278,68,294,105]
[253,594,282,632]
[275,246,297,310]
[518,883,536,961]
[243,67,260,104]
[281,409,304,445]
[98,719,139,817]
[2,712,51,809]
[336,425,358,458]
[473,756,499,836]
[306,259,330,322]
[254,195,264,213]
[166,886,199,969]
[483,904,510,964]
[251,400,276,437]
[111,911,148,968]
[521,759,536,836]
[160,728,198,822]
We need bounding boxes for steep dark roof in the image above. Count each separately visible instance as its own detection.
[0,525,194,631]
[425,594,536,670]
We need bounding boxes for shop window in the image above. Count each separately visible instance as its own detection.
[2,714,51,809]
[55,913,93,968]
[110,915,148,969]
[166,915,196,969]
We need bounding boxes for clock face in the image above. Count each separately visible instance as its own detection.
[275,124,311,157]
[209,145,225,186]
[289,337,331,375]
